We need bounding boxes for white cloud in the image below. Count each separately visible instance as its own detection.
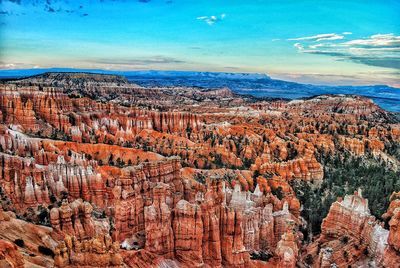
[197,13,226,26]
[291,33,400,70]
[343,33,400,47]
[293,43,304,50]
[309,43,325,49]
[288,33,344,42]
[342,32,352,35]
[317,36,343,41]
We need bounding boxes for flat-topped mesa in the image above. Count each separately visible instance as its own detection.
[14,72,129,87]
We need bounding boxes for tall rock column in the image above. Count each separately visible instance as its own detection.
[201,189,223,267]
[173,199,204,266]
[144,182,174,258]
[259,204,275,251]
[383,207,400,267]
[275,231,298,268]
[220,206,250,267]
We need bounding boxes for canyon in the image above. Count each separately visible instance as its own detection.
[0,72,399,267]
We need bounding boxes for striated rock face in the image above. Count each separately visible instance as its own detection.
[144,183,175,258]
[304,191,390,267]
[50,199,95,240]
[220,206,250,267]
[383,193,400,268]
[200,184,223,267]
[173,199,204,266]
[275,231,299,268]
[0,239,25,268]
[53,235,123,267]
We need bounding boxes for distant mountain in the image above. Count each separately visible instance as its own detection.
[1,68,398,112]
[0,68,270,80]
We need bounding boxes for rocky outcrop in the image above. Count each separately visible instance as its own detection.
[144,183,175,258]
[304,191,389,267]
[173,199,203,266]
[275,231,299,268]
[54,235,123,267]
[382,192,400,268]
[50,199,96,240]
[0,239,25,268]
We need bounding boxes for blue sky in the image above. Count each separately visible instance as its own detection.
[0,0,399,86]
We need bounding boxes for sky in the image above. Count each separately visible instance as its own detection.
[0,0,399,86]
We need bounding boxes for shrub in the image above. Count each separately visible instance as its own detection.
[14,239,25,247]
[38,246,55,257]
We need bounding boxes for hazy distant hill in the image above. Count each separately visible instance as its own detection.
[1,68,399,112]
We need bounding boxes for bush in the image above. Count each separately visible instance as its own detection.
[250,251,272,261]
[14,239,25,247]
[194,173,206,184]
[340,235,350,244]
[38,246,55,257]
[271,186,284,200]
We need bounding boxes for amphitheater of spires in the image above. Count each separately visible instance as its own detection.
[0,72,399,267]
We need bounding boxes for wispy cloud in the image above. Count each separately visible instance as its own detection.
[89,56,187,66]
[197,13,226,26]
[291,33,400,70]
[288,33,345,42]
[343,33,400,47]
[0,62,41,69]
[293,43,304,50]
[269,70,400,87]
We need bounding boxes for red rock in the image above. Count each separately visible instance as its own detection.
[0,239,25,268]
[275,231,299,268]
[144,183,175,258]
[1,75,399,268]
[383,195,400,268]
[173,199,204,266]
[304,191,390,267]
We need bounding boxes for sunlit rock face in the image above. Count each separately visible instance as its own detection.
[0,73,399,267]
[303,190,393,267]
[0,239,25,268]
[382,192,400,268]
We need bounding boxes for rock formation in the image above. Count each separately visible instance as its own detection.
[0,73,399,267]
[303,191,391,267]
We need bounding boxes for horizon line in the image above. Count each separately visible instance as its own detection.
[0,67,398,89]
